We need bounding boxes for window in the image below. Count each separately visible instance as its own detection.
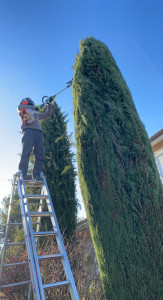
[156,153,163,183]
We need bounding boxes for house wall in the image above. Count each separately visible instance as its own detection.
[150,130,163,183]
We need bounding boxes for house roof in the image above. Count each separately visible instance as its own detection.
[150,129,163,153]
[150,129,163,142]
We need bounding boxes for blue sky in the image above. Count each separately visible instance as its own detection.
[0,0,163,218]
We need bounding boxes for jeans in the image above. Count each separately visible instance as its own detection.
[19,129,45,178]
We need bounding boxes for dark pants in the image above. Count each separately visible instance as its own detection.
[19,129,45,178]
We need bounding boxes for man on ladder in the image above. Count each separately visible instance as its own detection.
[0,82,79,299]
[17,97,53,180]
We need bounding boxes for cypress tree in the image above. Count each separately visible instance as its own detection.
[41,102,77,240]
[73,37,163,299]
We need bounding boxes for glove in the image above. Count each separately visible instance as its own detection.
[49,96,55,103]
[46,96,55,106]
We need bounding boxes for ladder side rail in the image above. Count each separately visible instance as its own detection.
[28,188,43,300]
[19,172,45,300]
[17,174,42,300]
[0,174,17,286]
[28,196,43,300]
[35,196,43,247]
[27,282,32,300]
[41,173,80,300]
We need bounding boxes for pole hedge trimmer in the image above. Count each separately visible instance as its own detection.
[40,79,74,108]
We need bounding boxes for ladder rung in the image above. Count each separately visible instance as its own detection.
[43,280,69,289]
[26,194,48,200]
[28,203,50,207]
[38,254,62,261]
[1,280,31,288]
[28,203,42,206]
[30,212,52,217]
[24,179,43,186]
[9,222,23,225]
[4,261,28,267]
[7,242,26,246]
[34,231,57,237]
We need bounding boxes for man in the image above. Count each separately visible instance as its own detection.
[18,97,53,180]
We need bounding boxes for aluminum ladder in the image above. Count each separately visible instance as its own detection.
[0,171,79,300]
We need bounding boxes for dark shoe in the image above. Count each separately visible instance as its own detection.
[24,175,32,180]
[34,176,43,181]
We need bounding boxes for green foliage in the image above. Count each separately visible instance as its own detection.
[0,196,10,244]
[73,37,163,299]
[41,102,78,240]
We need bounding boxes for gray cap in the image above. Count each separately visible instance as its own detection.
[18,97,36,111]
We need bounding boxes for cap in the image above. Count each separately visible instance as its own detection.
[20,98,35,106]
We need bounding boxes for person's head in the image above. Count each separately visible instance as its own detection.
[20,97,35,106]
[18,97,36,111]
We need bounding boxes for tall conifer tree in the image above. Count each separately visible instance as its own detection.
[73,37,163,299]
[41,102,77,240]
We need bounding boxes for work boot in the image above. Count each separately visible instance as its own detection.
[24,175,32,180]
[34,176,43,181]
